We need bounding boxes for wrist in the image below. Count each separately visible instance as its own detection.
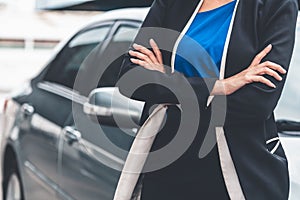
[211,79,227,96]
[223,74,246,95]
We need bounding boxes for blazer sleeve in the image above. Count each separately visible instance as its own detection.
[225,0,299,122]
[118,0,217,107]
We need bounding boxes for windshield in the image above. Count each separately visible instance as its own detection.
[275,19,300,122]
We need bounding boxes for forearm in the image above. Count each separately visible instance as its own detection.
[118,64,217,106]
[210,76,245,96]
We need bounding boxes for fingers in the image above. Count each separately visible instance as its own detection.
[132,43,158,63]
[256,67,282,81]
[253,61,286,82]
[225,44,286,93]
[249,48,287,87]
[256,61,286,74]
[130,58,151,70]
[130,58,165,73]
[251,44,272,66]
[252,76,276,88]
[129,40,165,73]
[149,39,163,64]
[129,50,153,64]
[246,60,287,88]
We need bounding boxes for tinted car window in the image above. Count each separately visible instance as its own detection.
[97,24,139,88]
[112,25,139,42]
[44,25,111,89]
[69,28,109,48]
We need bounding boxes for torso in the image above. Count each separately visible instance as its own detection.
[139,0,295,199]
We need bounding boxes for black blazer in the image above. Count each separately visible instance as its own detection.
[118,0,299,199]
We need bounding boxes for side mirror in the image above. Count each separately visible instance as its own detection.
[83,87,145,128]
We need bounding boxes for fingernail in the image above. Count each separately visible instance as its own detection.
[283,69,287,74]
[272,84,276,88]
[133,43,139,48]
[129,50,134,54]
[150,38,154,43]
[268,44,272,49]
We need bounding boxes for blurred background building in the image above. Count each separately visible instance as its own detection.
[35,0,153,10]
[0,0,99,101]
[0,0,153,105]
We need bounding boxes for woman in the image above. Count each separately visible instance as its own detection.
[117,0,298,199]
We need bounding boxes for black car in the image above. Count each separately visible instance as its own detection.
[1,8,148,200]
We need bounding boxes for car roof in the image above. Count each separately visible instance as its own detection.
[87,7,150,26]
[52,7,149,55]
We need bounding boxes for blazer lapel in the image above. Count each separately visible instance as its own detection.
[206,0,240,106]
[171,0,204,72]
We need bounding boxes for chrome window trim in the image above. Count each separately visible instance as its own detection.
[37,81,87,105]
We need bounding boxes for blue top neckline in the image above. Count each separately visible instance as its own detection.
[197,0,236,15]
[174,0,236,78]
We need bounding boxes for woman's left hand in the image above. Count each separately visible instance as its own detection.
[129,39,165,73]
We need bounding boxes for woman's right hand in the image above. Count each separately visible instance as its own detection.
[212,44,287,96]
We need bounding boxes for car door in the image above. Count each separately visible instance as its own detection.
[57,21,142,200]
[13,22,113,199]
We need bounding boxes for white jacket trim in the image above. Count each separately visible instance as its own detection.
[113,105,168,200]
[216,127,245,200]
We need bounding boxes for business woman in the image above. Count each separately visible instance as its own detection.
[117,0,299,199]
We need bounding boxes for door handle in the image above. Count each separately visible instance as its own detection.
[63,126,82,145]
[21,103,34,118]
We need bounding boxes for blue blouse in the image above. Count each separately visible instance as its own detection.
[174,1,236,78]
